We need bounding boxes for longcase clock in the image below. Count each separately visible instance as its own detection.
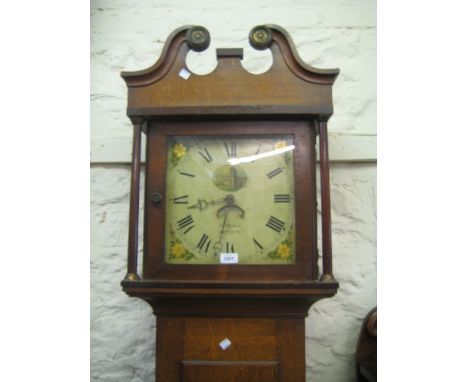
[121,25,339,382]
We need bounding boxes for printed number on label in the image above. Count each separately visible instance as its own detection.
[220,253,238,264]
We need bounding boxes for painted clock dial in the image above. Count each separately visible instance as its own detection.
[164,135,295,264]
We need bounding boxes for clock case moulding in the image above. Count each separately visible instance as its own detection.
[120,24,339,311]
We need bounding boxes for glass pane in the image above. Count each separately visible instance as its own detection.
[164,135,295,265]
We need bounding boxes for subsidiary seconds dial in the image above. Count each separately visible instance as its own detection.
[164,134,296,265]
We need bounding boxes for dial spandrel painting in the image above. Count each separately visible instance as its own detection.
[164,135,296,264]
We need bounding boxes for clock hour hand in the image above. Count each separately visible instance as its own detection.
[187,197,226,211]
[216,204,244,218]
[216,194,245,218]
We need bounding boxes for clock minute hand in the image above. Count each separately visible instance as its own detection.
[220,206,231,237]
[212,206,232,259]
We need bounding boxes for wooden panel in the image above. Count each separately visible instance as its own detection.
[121,25,338,118]
[276,319,306,382]
[154,316,307,382]
[156,317,184,382]
[126,43,333,115]
[184,318,277,361]
[150,297,315,318]
[181,361,279,382]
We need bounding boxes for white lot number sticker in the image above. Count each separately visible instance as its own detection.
[178,68,191,80]
[219,338,232,350]
[220,253,238,264]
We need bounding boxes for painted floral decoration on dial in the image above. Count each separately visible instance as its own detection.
[165,135,295,264]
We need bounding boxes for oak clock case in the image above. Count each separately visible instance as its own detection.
[121,24,339,382]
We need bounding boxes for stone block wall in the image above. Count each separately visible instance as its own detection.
[91,1,376,381]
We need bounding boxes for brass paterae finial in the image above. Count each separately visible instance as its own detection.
[320,273,336,283]
[124,272,140,281]
[249,25,273,50]
[186,26,210,52]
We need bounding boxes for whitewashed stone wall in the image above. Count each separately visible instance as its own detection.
[91,1,376,381]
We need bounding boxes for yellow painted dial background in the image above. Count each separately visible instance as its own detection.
[164,135,295,264]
